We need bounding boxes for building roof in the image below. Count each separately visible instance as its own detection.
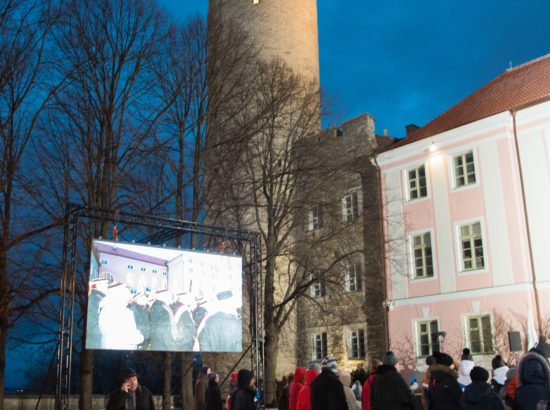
[394,53,550,148]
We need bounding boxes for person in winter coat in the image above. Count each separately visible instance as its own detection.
[461,366,505,410]
[226,372,239,410]
[515,348,550,410]
[458,348,475,388]
[491,355,510,393]
[296,369,318,410]
[195,366,211,410]
[370,351,414,410]
[421,356,435,410]
[230,369,256,410]
[106,368,156,410]
[289,368,305,410]
[362,359,381,410]
[310,355,348,410]
[205,373,224,410]
[338,370,360,410]
[278,374,293,410]
[429,352,462,410]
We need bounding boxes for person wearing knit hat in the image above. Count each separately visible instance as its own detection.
[461,348,473,361]
[490,355,509,393]
[461,366,504,410]
[428,351,462,409]
[106,368,155,410]
[310,355,347,410]
[370,351,414,410]
[205,372,223,410]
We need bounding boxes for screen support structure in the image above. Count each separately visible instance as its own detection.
[56,203,264,410]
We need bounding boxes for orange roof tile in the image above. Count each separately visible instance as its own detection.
[394,54,550,148]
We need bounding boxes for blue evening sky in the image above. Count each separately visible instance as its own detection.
[157,0,550,138]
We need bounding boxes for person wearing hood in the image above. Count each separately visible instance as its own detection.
[461,366,504,410]
[506,336,550,407]
[428,352,462,410]
[278,373,293,410]
[515,347,550,410]
[296,368,318,410]
[362,359,381,410]
[310,355,348,410]
[458,348,475,389]
[289,367,305,410]
[370,351,414,410]
[491,355,510,393]
[230,369,256,410]
[337,370,360,410]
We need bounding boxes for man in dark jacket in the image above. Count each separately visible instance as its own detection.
[370,351,414,410]
[106,368,156,410]
[429,352,462,410]
[461,366,504,410]
[310,355,348,410]
[515,348,550,410]
[231,369,257,410]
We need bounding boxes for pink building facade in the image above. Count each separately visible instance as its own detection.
[376,55,550,368]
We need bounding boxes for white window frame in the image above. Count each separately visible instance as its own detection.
[452,150,477,189]
[409,231,435,280]
[456,220,486,273]
[415,319,440,358]
[310,279,326,298]
[312,332,328,360]
[347,328,366,359]
[341,189,362,222]
[405,164,428,201]
[308,205,324,231]
[465,313,494,355]
[345,262,362,292]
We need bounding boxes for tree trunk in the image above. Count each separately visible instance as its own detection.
[163,353,173,410]
[79,349,93,410]
[0,321,6,410]
[180,352,194,410]
[263,325,280,406]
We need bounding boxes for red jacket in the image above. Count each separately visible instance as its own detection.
[296,370,319,410]
[289,368,305,410]
[361,373,376,410]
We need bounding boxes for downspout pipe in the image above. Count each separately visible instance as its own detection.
[510,109,544,338]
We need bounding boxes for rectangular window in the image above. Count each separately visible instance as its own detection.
[345,263,362,292]
[308,206,324,231]
[314,332,328,360]
[342,191,360,222]
[407,165,427,200]
[459,222,485,271]
[417,320,440,357]
[411,232,434,279]
[467,315,493,354]
[310,280,326,297]
[348,329,366,359]
[454,151,476,187]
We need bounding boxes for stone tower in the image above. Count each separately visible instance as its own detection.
[208,0,320,83]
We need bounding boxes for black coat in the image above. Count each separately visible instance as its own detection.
[309,368,348,410]
[461,381,505,410]
[231,370,256,410]
[106,385,156,410]
[205,383,224,410]
[370,364,414,410]
[428,364,462,410]
[515,351,550,410]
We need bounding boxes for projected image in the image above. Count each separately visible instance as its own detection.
[85,239,243,353]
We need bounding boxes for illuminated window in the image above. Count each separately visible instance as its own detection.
[407,165,427,200]
[416,320,440,357]
[459,222,484,271]
[348,329,365,359]
[454,151,476,187]
[467,315,493,354]
[411,232,434,279]
[313,332,328,360]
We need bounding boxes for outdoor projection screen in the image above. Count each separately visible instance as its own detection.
[85,239,243,352]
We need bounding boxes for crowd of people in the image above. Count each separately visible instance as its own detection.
[104,336,550,410]
[275,336,550,410]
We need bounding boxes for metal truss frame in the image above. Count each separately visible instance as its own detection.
[55,203,264,410]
